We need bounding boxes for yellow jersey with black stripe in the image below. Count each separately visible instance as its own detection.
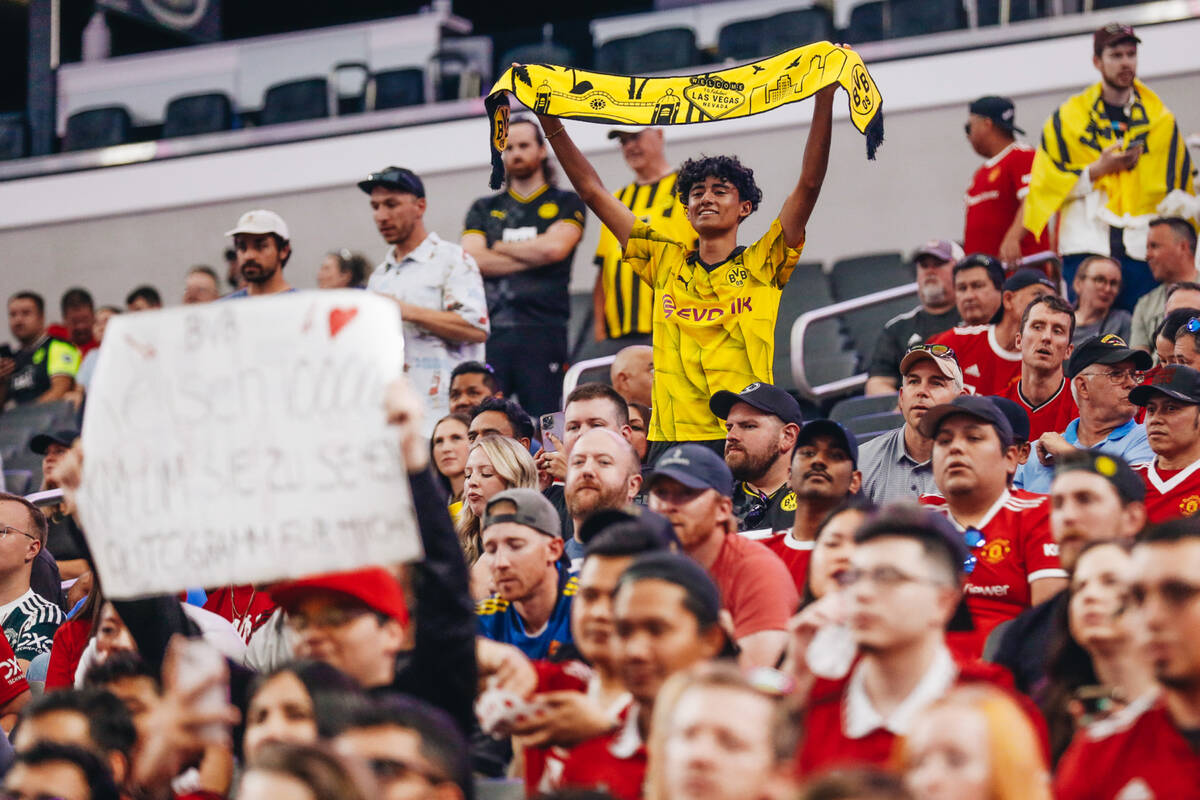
[476,567,578,659]
[624,219,801,441]
[594,173,696,338]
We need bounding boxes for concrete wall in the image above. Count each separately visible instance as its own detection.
[2,18,1199,310]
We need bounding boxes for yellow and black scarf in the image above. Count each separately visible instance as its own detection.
[484,42,885,189]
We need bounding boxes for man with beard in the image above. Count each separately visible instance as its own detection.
[462,118,586,414]
[999,294,1079,440]
[757,421,861,592]
[1056,517,1200,798]
[647,444,798,667]
[707,382,802,535]
[360,166,490,429]
[865,239,963,395]
[223,210,295,298]
[860,345,965,505]
[563,429,643,564]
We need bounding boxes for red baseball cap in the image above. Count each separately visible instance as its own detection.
[271,567,409,627]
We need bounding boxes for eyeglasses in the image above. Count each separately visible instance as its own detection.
[1085,274,1121,289]
[1081,368,1145,385]
[906,343,956,359]
[0,526,36,543]
[834,565,945,590]
[362,168,424,196]
[367,757,449,786]
[286,605,373,632]
[962,527,985,575]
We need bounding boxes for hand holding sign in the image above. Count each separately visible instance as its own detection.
[74,291,421,600]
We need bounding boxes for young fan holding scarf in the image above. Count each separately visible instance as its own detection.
[1024,23,1195,312]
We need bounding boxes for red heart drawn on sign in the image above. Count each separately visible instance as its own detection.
[329,307,358,338]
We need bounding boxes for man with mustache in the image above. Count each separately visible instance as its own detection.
[223,210,295,298]
[564,429,643,566]
[708,382,803,535]
[992,451,1146,694]
[999,294,1079,441]
[919,395,1068,655]
[860,345,965,505]
[759,420,862,592]
[1056,517,1200,799]
[864,239,963,396]
[1128,365,1200,522]
[359,166,490,430]
[646,445,797,667]
[1015,333,1152,494]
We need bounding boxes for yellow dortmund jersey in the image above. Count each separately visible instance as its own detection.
[624,218,801,442]
[594,173,697,339]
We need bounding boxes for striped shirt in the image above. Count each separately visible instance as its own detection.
[0,589,64,662]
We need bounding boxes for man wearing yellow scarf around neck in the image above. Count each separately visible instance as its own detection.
[537,84,836,462]
[1024,23,1195,313]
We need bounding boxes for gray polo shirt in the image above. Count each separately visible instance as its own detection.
[858,425,938,505]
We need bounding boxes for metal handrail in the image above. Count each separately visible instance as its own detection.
[790,283,920,402]
[561,355,617,408]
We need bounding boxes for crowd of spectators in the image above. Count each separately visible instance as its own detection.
[0,21,1198,800]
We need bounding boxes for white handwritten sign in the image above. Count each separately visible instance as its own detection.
[75,291,421,599]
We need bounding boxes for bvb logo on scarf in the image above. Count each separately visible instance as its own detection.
[483,42,885,189]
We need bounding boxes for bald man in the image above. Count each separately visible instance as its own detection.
[563,427,643,563]
[611,345,653,407]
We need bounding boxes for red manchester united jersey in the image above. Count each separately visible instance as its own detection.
[964,142,1050,259]
[742,528,813,594]
[928,325,1022,396]
[1134,460,1200,523]
[1055,693,1200,800]
[557,705,646,800]
[1000,376,1079,440]
[921,490,1065,654]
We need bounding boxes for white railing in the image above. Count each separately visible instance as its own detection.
[790,283,919,402]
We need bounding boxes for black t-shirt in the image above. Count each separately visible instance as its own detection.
[867,305,960,380]
[463,185,586,327]
[6,335,79,405]
[733,481,796,534]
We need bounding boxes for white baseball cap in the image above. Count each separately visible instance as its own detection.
[225,209,290,240]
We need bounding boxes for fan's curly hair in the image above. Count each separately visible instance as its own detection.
[675,155,763,217]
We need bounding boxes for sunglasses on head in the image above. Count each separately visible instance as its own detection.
[907,343,956,359]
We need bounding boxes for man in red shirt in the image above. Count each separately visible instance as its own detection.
[963,96,1049,264]
[1001,294,1079,440]
[918,395,1068,653]
[751,421,861,593]
[646,445,798,667]
[558,552,728,800]
[1055,518,1200,799]
[930,266,1057,395]
[1128,364,1200,522]
[791,506,1041,774]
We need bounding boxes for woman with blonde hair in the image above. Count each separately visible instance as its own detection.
[902,685,1052,800]
[458,435,539,598]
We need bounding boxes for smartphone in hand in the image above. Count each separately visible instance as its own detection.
[540,412,565,452]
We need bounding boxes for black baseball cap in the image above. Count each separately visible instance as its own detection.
[1003,268,1058,294]
[616,551,722,628]
[988,396,1030,444]
[357,166,426,197]
[1053,451,1145,504]
[1094,22,1140,56]
[1066,333,1152,379]
[647,444,734,497]
[1129,364,1200,406]
[577,506,677,548]
[709,382,803,425]
[30,429,79,455]
[969,96,1024,135]
[796,419,859,468]
[917,395,1015,446]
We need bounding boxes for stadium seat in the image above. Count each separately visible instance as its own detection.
[716,9,835,62]
[976,0,1042,25]
[842,410,904,442]
[596,28,699,75]
[844,2,886,44]
[774,262,838,393]
[0,400,76,490]
[0,112,27,161]
[567,291,595,364]
[830,393,900,425]
[162,92,233,138]
[499,41,575,70]
[370,68,426,110]
[830,252,909,302]
[62,106,132,151]
[890,0,967,39]
[3,470,32,496]
[259,78,330,126]
[1093,0,1155,7]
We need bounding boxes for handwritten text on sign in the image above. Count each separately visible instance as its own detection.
[75,291,420,599]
